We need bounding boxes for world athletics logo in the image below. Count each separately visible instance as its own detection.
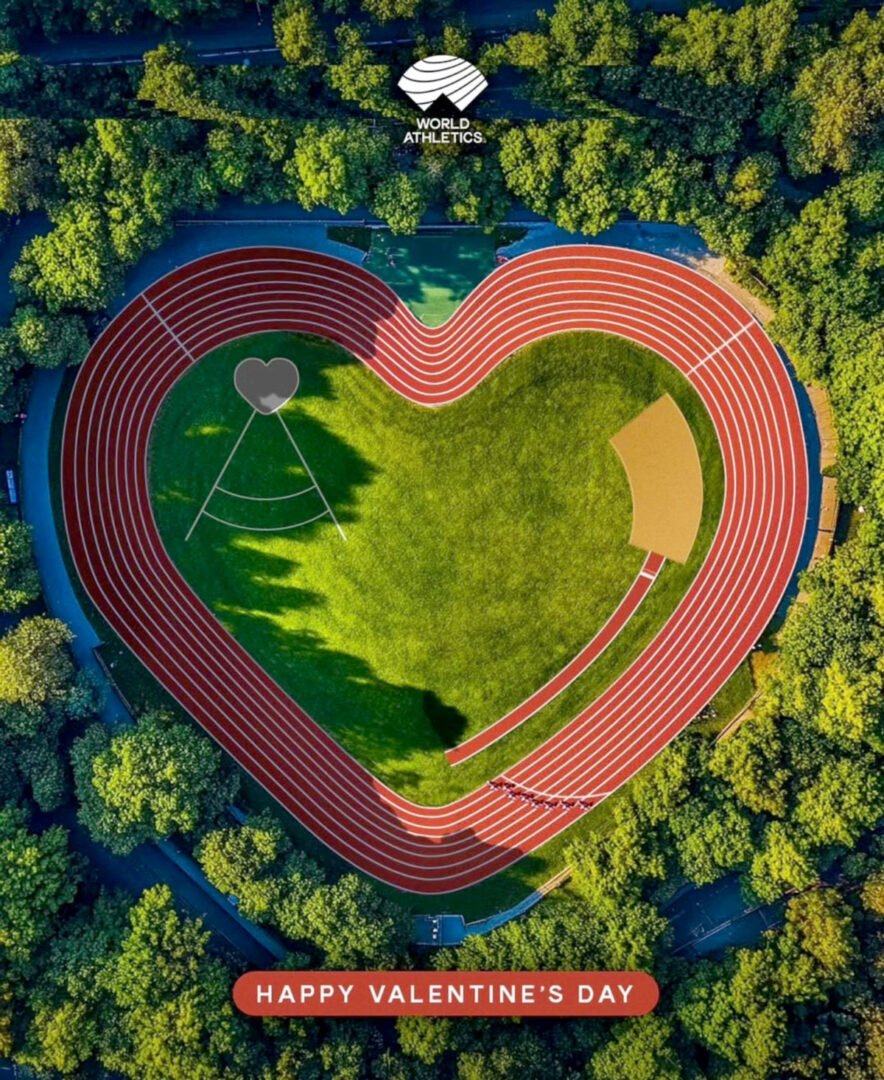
[397,55,488,144]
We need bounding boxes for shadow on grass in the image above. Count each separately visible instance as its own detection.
[423,691,469,748]
[157,333,473,767]
[206,566,472,767]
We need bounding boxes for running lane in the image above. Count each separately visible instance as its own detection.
[62,246,808,893]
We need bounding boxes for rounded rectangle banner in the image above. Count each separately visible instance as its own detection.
[233,971,659,1017]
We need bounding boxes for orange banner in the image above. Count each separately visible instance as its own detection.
[233,971,659,1017]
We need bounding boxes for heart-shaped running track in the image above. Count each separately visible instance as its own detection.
[62,245,808,893]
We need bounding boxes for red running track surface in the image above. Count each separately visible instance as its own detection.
[62,246,808,894]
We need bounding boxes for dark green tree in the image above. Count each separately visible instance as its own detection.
[196,810,318,922]
[653,0,799,88]
[207,120,299,204]
[0,616,74,714]
[72,711,239,853]
[772,9,884,176]
[372,171,428,234]
[285,121,392,213]
[0,521,39,612]
[11,204,123,312]
[0,804,80,966]
[11,305,90,368]
[328,23,399,117]
[774,888,858,1003]
[0,120,59,213]
[102,884,265,1080]
[294,872,411,970]
[274,0,328,66]
[590,1014,683,1080]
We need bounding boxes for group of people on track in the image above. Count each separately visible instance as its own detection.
[487,778,596,812]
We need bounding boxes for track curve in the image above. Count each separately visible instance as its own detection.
[62,245,808,893]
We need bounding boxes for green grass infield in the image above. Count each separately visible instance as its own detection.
[149,328,724,806]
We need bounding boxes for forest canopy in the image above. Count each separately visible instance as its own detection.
[0,1,881,1078]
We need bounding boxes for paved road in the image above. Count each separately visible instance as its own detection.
[27,0,789,68]
[415,867,787,955]
[32,805,280,967]
[666,825,884,957]
[418,879,788,955]
[0,215,49,322]
[28,0,870,69]
[21,369,130,728]
[666,876,786,957]
[29,1,542,66]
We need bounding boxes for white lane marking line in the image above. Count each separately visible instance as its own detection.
[144,250,748,386]
[153,268,727,392]
[147,248,759,369]
[185,409,256,541]
[687,322,756,375]
[216,484,316,502]
[203,507,331,532]
[275,412,347,542]
[143,295,196,362]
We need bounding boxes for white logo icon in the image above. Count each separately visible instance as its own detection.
[397,55,488,112]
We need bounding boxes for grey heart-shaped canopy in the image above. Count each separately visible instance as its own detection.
[234,357,300,415]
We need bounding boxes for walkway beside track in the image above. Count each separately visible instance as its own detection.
[21,367,286,964]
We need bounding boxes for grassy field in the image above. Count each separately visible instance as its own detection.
[361,231,501,326]
[150,328,724,804]
[328,227,503,327]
